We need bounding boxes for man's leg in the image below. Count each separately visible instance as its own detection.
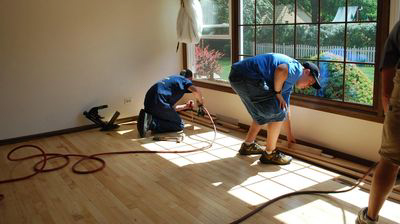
[149,106,184,133]
[244,120,262,143]
[367,157,399,220]
[259,121,292,165]
[265,121,284,152]
[238,120,265,155]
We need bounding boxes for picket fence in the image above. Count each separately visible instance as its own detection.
[252,43,375,63]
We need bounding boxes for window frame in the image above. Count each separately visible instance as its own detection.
[184,0,390,123]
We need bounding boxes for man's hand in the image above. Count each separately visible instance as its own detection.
[276,93,287,111]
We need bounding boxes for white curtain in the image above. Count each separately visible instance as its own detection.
[176,0,203,45]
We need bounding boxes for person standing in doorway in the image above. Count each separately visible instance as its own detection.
[356,20,400,224]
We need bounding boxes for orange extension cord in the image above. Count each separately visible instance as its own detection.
[0,107,375,224]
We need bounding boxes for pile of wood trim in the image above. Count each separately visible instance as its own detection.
[179,110,240,133]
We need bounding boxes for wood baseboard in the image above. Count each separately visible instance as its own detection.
[0,116,137,146]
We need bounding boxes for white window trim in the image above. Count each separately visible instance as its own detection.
[187,1,232,74]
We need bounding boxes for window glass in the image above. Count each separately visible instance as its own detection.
[193,0,232,83]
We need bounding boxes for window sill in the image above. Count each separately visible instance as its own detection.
[192,79,384,123]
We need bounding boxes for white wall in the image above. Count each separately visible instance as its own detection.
[0,0,182,140]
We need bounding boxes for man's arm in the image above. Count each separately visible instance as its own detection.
[274,64,289,110]
[188,85,205,106]
[381,67,397,113]
[283,107,296,148]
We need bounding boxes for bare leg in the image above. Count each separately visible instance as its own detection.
[265,121,284,153]
[244,120,262,143]
[367,157,399,220]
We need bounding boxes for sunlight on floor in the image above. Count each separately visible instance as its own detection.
[275,199,357,224]
[122,126,400,223]
[330,186,400,223]
[140,130,241,167]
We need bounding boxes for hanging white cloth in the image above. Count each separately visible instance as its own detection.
[176,0,203,50]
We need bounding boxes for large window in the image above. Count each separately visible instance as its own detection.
[188,0,232,83]
[186,0,389,122]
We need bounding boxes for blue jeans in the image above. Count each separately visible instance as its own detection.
[145,101,184,133]
[229,75,287,125]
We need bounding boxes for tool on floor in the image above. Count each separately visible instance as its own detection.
[153,135,184,143]
[83,105,120,131]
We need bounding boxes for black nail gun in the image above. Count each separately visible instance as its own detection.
[83,105,120,131]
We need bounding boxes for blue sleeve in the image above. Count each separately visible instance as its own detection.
[181,78,193,93]
[380,21,400,70]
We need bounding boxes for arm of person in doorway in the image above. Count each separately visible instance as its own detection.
[381,67,397,113]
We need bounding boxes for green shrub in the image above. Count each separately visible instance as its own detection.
[296,52,373,105]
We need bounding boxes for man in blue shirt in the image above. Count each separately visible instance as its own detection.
[229,53,321,165]
[137,69,204,137]
[356,20,400,224]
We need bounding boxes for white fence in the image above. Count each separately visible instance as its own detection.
[253,43,376,63]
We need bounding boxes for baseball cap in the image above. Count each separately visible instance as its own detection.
[303,61,321,89]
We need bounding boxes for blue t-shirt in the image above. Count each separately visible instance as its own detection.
[230,53,303,95]
[144,75,193,108]
[380,20,400,70]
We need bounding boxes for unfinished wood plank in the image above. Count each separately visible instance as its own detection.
[180,112,230,133]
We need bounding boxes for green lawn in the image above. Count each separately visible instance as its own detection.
[358,66,375,81]
[218,58,231,81]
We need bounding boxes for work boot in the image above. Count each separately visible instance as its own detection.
[137,109,152,138]
[355,208,378,224]
[259,149,292,165]
[239,142,264,155]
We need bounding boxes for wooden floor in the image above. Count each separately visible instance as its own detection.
[1,121,399,224]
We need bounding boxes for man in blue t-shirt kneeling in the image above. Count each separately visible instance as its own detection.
[137,69,204,138]
[229,53,321,165]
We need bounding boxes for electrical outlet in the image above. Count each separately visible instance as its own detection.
[124,97,132,104]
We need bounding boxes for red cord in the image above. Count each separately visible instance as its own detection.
[0,107,216,202]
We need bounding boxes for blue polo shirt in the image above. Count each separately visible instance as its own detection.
[230,53,303,95]
[144,75,193,109]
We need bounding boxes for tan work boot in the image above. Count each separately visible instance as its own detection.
[239,142,264,155]
[259,149,292,165]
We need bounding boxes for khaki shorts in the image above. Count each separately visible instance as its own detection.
[379,71,400,165]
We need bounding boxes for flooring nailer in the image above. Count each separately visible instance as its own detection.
[83,105,120,131]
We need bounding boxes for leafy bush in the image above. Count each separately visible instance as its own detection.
[296,52,373,105]
[344,64,373,105]
[195,45,224,80]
